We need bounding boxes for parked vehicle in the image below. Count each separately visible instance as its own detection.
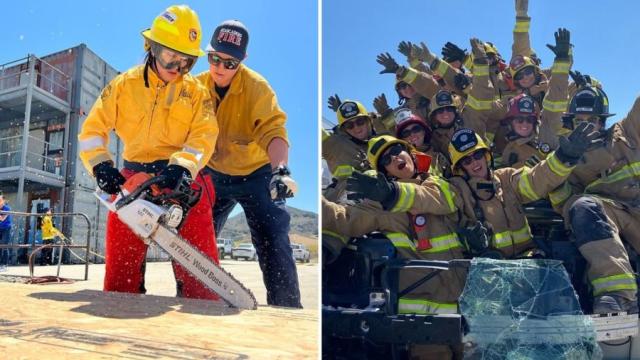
[291,243,310,263]
[216,238,233,259]
[231,243,258,261]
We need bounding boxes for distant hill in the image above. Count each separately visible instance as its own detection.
[219,206,318,241]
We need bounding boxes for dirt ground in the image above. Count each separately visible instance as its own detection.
[0,259,319,359]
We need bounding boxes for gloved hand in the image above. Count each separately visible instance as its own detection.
[373,93,392,117]
[454,72,472,91]
[556,121,602,164]
[470,38,488,65]
[459,221,490,255]
[376,52,400,74]
[270,165,297,200]
[327,94,342,112]
[398,41,414,59]
[546,28,571,60]
[441,41,467,63]
[569,70,587,88]
[158,164,190,189]
[93,161,125,195]
[515,0,529,17]
[346,171,397,209]
[411,42,437,65]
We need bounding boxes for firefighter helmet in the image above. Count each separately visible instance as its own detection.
[142,5,205,57]
[428,90,459,120]
[394,109,432,144]
[337,100,370,126]
[565,86,615,119]
[505,94,539,121]
[367,135,412,171]
[508,55,539,80]
[449,128,491,173]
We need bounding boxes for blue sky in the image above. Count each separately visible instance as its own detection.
[323,0,640,128]
[4,0,318,214]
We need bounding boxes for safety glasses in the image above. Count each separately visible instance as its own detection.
[514,66,535,81]
[460,149,486,166]
[208,53,241,70]
[433,106,455,116]
[342,116,368,130]
[400,125,425,139]
[512,116,537,124]
[379,144,405,168]
[151,42,197,74]
[396,82,410,90]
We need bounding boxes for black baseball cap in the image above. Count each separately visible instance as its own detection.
[206,20,249,60]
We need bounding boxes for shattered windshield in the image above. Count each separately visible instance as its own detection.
[459,258,602,359]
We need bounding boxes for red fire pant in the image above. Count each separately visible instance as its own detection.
[103,169,219,300]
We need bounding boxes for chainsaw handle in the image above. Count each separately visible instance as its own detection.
[115,176,167,209]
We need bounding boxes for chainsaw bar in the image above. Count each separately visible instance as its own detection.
[153,224,258,310]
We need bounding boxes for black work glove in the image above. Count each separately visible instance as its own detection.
[327,94,342,112]
[93,161,125,195]
[346,172,397,209]
[270,165,297,200]
[441,41,467,63]
[373,93,392,117]
[556,121,602,165]
[158,164,190,189]
[459,221,490,255]
[376,52,400,74]
[398,41,414,59]
[569,70,587,88]
[454,72,472,91]
[546,28,571,60]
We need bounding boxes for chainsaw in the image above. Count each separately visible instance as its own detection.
[95,172,257,310]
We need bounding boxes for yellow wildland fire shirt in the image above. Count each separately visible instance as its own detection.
[195,64,288,176]
[78,64,218,179]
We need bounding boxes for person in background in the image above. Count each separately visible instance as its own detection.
[0,193,11,272]
[40,208,57,265]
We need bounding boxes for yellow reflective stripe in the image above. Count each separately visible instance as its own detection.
[546,152,574,177]
[466,95,493,111]
[493,230,513,248]
[421,233,462,253]
[473,64,489,77]
[386,232,415,250]
[398,298,458,315]
[586,162,640,192]
[332,165,354,179]
[391,182,416,213]
[463,56,473,70]
[542,98,569,113]
[592,273,637,296]
[432,177,456,213]
[514,19,530,33]
[409,58,422,69]
[402,67,418,84]
[512,224,532,245]
[435,59,449,77]
[551,61,570,74]
[322,230,348,244]
[549,182,572,207]
[322,128,331,141]
[518,168,540,202]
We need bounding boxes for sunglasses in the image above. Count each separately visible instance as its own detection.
[514,66,535,81]
[460,149,486,166]
[396,82,410,90]
[151,42,197,74]
[433,106,455,116]
[379,144,405,168]
[512,116,537,124]
[342,116,368,130]
[400,125,425,138]
[208,53,241,70]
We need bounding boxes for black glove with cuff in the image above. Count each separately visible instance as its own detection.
[93,161,125,195]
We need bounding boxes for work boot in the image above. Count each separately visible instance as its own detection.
[593,295,639,314]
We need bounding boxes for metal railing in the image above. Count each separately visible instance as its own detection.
[0,134,64,175]
[0,55,71,102]
[0,211,92,280]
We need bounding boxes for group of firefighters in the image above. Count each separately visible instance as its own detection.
[322,0,640,357]
[77,5,301,308]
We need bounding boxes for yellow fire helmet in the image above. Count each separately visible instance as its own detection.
[367,135,412,171]
[428,90,460,120]
[449,128,491,173]
[484,42,500,56]
[337,100,370,126]
[508,55,539,80]
[142,5,205,57]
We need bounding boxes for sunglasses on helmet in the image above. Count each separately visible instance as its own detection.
[460,149,486,166]
[208,53,241,70]
[151,42,197,74]
[379,143,406,168]
[399,124,426,139]
[342,116,368,130]
[514,66,535,81]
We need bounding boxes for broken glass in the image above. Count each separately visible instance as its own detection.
[459,258,602,359]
